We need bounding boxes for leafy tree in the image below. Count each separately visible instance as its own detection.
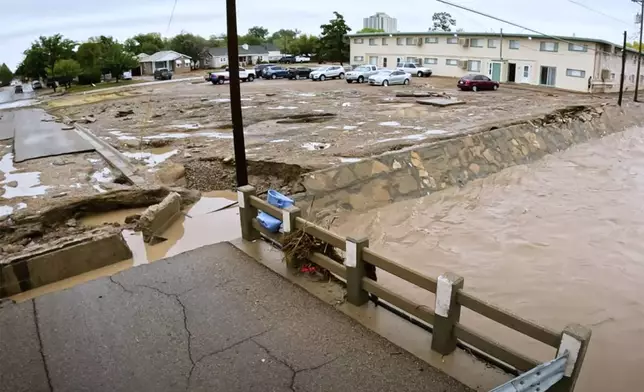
[270,29,299,53]
[18,34,75,81]
[318,12,351,64]
[101,44,138,82]
[289,34,319,55]
[431,12,456,32]
[124,33,165,54]
[627,41,643,52]
[48,59,82,88]
[357,28,385,33]
[0,63,13,87]
[39,34,77,72]
[169,32,207,69]
[208,34,226,47]
[76,42,103,70]
[247,26,269,42]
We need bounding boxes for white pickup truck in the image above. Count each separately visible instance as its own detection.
[396,62,432,77]
[209,68,256,84]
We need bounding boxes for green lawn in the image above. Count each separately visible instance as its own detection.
[63,79,145,94]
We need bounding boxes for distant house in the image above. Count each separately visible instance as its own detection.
[139,50,192,75]
[201,44,282,68]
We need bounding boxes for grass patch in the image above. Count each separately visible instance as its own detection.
[64,79,144,94]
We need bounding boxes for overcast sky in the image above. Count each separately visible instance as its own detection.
[0,0,641,69]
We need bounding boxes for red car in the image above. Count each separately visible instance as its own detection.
[457,74,499,92]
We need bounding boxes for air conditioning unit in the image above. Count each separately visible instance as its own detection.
[460,38,470,47]
[458,60,468,69]
[601,68,611,80]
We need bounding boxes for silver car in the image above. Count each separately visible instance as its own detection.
[310,66,345,81]
[367,70,411,86]
[346,65,379,84]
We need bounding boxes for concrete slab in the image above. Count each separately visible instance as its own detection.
[416,98,466,107]
[12,109,93,162]
[0,111,15,140]
[1,242,471,392]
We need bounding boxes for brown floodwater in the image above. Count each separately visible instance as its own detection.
[333,126,644,391]
[11,191,240,302]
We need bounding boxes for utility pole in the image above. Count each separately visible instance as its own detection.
[226,0,249,186]
[620,30,628,106]
[634,0,644,101]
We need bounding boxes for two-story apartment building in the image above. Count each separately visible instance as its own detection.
[348,31,644,92]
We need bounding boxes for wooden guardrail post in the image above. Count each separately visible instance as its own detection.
[237,185,260,241]
[551,324,592,392]
[432,272,464,355]
[345,237,370,306]
[282,206,301,233]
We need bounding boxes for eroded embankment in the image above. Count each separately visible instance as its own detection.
[296,103,644,217]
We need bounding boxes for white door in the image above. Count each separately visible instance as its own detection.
[369,56,378,65]
[521,65,531,83]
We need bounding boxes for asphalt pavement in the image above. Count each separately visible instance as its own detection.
[0,242,470,392]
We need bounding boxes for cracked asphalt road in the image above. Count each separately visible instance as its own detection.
[0,242,471,392]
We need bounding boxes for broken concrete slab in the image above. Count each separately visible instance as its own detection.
[136,192,182,242]
[0,111,15,140]
[416,98,466,107]
[395,91,450,98]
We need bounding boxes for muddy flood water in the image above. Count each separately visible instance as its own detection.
[334,126,644,391]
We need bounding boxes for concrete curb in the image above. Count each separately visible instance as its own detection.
[71,121,146,186]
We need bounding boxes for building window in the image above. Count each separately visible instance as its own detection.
[424,58,438,65]
[425,37,438,44]
[470,39,483,48]
[354,38,364,44]
[396,38,404,45]
[566,68,585,78]
[369,38,377,46]
[540,42,559,52]
[369,56,378,65]
[382,38,388,45]
[447,37,458,44]
[467,60,481,72]
[488,39,499,48]
[568,43,587,52]
[446,59,458,66]
[611,73,616,80]
[406,37,416,45]
[353,56,364,62]
[509,40,520,49]
[630,74,635,82]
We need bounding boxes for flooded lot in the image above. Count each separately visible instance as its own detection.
[333,125,644,391]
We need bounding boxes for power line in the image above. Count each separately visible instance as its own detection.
[436,0,623,57]
[166,0,179,33]
[565,0,634,27]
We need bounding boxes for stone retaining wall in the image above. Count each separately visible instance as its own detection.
[297,104,644,216]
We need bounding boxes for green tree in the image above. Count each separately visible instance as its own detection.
[247,26,269,42]
[76,42,103,70]
[208,34,227,47]
[270,29,299,53]
[318,12,351,64]
[289,34,319,55]
[431,12,456,32]
[0,63,13,86]
[19,34,75,81]
[627,41,643,52]
[357,28,385,33]
[101,44,138,82]
[39,34,77,72]
[48,59,82,88]
[124,33,165,54]
[169,32,207,69]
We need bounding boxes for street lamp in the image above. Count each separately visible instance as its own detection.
[633,0,643,101]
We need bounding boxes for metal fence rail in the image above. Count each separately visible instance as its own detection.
[238,185,591,391]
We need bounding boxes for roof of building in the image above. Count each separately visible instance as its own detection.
[206,43,280,57]
[141,50,191,63]
[136,53,150,60]
[346,30,642,55]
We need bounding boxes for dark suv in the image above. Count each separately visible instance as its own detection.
[154,68,173,80]
[278,56,296,64]
[254,63,276,78]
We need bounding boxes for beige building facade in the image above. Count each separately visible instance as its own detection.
[348,31,644,92]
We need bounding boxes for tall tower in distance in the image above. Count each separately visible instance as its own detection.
[362,12,397,33]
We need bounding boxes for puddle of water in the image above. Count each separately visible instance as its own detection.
[313,109,324,113]
[339,157,362,163]
[302,142,331,151]
[343,126,357,130]
[241,106,257,109]
[0,99,39,110]
[379,121,401,127]
[1,153,50,199]
[324,126,339,129]
[298,93,316,97]
[123,149,178,167]
[91,167,114,183]
[80,207,146,227]
[0,205,13,217]
[168,123,200,130]
[92,184,107,193]
[297,101,309,104]
[270,139,289,143]
[109,130,137,140]
[268,106,298,110]
[143,132,233,140]
[342,102,351,107]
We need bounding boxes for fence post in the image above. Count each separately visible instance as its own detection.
[282,205,301,234]
[551,324,592,392]
[432,272,464,355]
[345,237,369,306]
[237,185,260,241]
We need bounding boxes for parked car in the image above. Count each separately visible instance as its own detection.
[287,67,312,80]
[457,74,499,91]
[14,85,23,93]
[295,56,311,63]
[154,68,173,80]
[345,65,379,83]
[210,68,256,84]
[310,66,345,81]
[368,70,411,86]
[262,66,289,79]
[254,63,277,78]
[278,56,296,64]
[396,62,432,77]
[31,80,42,89]
[122,71,133,80]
